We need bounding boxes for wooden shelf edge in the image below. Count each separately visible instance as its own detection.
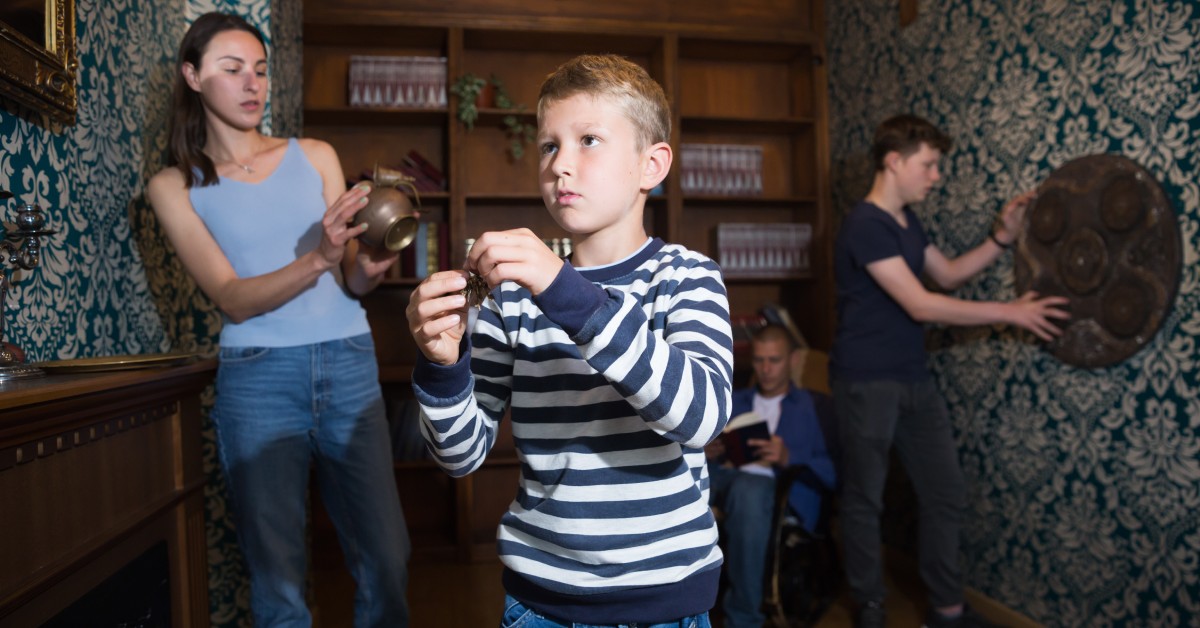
[302,22,449,48]
[304,107,448,126]
[680,115,815,133]
[464,193,543,204]
[678,36,818,61]
[682,194,818,205]
[473,108,535,125]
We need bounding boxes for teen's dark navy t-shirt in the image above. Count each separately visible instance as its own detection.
[831,200,931,382]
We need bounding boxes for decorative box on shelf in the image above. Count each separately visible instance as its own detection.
[348,55,447,108]
[716,222,811,278]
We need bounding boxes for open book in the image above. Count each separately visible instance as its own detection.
[720,411,771,466]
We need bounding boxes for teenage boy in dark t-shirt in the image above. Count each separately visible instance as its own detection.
[831,114,1069,628]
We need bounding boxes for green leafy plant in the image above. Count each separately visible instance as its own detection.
[490,74,515,110]
[503,113,537,160]
[491,75,536,159]
[449,73,487,130]
[453,73,536,160]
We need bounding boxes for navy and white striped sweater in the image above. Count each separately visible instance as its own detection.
[413,238,734,623]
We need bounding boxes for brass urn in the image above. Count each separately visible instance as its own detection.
[355,165,421,251]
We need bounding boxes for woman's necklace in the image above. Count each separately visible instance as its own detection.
[228,153,256,174]
[211,144,258,174]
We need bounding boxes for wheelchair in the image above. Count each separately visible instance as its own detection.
[761,461,842,627]
[762,386,841,628]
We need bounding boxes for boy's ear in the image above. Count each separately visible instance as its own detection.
[640,142,673,191]
[883,150,902,172]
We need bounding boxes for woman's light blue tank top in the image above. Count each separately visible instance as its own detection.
[189,138,370,348]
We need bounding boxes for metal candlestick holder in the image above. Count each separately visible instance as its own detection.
[0,189,56,380]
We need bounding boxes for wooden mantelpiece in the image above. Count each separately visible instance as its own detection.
[0,360,216,627]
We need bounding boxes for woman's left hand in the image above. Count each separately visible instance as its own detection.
[318,183,373,268]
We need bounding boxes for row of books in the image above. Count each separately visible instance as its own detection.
[716,222,811,277]
[680,144,764,196]
[348,55,447,109]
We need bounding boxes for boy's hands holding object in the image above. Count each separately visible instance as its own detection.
[408,227,566,366]
[465,228,565,297]
[406,270,472,366]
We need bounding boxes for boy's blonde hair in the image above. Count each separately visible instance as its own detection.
[537,54,671,150]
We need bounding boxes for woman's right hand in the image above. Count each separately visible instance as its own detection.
[318,183,372,268]
[407,270,472,366]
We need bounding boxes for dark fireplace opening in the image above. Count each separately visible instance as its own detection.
[43,541,171,628]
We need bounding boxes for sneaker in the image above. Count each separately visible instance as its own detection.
[922,604,1005,628]
[855,600,886,628]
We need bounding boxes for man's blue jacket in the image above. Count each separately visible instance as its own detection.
[731,384,838,533]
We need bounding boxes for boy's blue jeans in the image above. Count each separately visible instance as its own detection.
[213,334,411,628]
[501,595,711,628]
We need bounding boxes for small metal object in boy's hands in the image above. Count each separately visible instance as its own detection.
[461,273,492,308]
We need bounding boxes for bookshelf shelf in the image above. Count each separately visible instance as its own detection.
[677,36,818,60]
[303,107,448,126]
[474,109,537,125]
[378,277,424,289]
[680,115,816,134]
[303,22,448,48]
[682,194,819,206]
[464,192,543,203]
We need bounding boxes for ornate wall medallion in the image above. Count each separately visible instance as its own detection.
[1015,154,1181,368]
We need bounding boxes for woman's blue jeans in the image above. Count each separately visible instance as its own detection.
[213,333,411,628]
[500,595,711,628]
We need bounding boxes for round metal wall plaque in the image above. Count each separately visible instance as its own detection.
[1014,154,1180,368]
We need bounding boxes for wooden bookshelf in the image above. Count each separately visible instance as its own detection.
[302,0,833,561]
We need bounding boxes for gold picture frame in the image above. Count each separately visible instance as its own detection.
[0,0,77,129]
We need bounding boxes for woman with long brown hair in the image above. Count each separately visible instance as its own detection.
[147,12,410,626]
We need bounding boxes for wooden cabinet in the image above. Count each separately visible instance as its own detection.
[301,0,832,561]
[0,361,215,627]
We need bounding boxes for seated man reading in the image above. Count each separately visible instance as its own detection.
[706,324,837,628]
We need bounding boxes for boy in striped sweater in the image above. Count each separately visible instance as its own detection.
[406,54,734,626]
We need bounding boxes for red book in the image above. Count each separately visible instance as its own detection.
[399,158,441,193]
[399,235,417,277]
[438,220,450,272]
[406,149,446,189]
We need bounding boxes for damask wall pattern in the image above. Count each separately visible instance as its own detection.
[0,0,300,625]
[827,1,1200,625]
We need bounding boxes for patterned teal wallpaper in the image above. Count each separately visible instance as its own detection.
[0,1,299,625]
[828,1,1200,625]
